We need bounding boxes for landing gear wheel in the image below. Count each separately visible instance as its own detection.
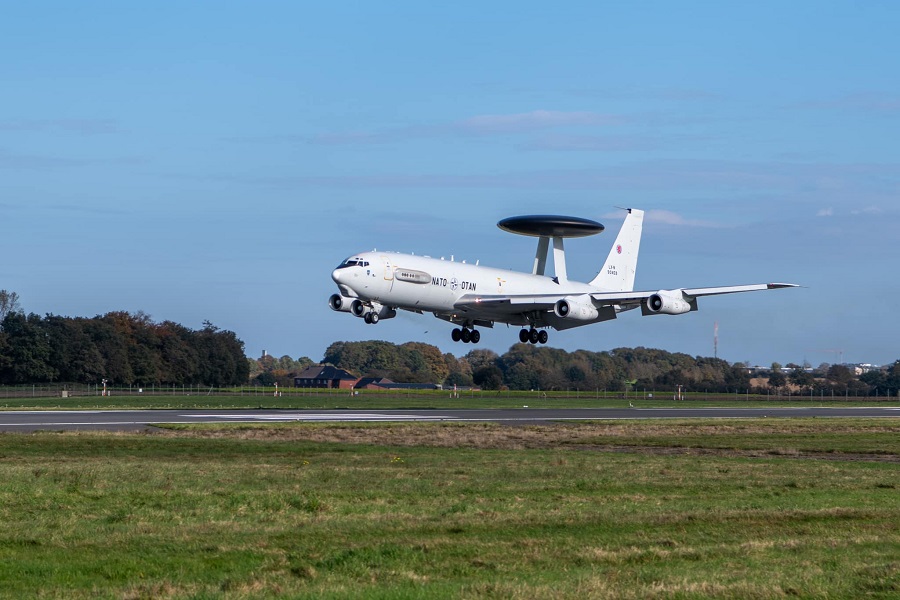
[519,329,530,343]
[451,328,461,342]
[364,313,373,324]
[529,329,540,344]
[538,330,548,344]
[470,330,480,344]
[369,312,379,324]
[461,328,472,343]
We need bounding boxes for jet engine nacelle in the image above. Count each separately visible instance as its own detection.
[644,290,693,315]
[328,294,354,313]
[350,299,397,320]
[350,299,367,317]
[554,295,600,321]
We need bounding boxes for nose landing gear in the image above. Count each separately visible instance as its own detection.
[451,327,480,344]
[519,328,548,344]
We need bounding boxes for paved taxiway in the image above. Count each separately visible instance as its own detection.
[0,406,898,432]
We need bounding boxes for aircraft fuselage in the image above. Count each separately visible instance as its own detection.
[332,252,594,316]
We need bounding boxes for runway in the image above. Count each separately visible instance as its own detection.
[0,406,898,432]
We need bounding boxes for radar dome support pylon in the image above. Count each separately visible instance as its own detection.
[497,215,605,285]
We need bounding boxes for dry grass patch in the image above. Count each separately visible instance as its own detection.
[159,419,900,462]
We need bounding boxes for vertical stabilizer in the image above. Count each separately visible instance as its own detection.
[589,208,644,291]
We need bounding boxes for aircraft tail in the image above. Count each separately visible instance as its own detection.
[589,208,644,291]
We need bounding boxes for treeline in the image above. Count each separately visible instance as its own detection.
[323,340,900,396]
[323,340,749,392]
[2,284,897,396]
[0,311,249,386]
[248,354,315,387]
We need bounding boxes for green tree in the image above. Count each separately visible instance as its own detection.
[157,321,200,384]
[724,364,752,391]
[324,341,401,376]
[195,322,248,386]
[789,368,815,390]
[767,370,787,389]
[443,352,472,386]
[0,290,21,322]
[0,329,9,377]
[826,364,854,387]
[44,316,105,383]
[472,365,503,390]
[401,342,449,383]
[256,371,277,386]
[0,313,56,383]
[445,371,474,388]
[464,349,500,372]
[84,318,134,385]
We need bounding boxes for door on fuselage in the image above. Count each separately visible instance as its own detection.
[382,256,394,291]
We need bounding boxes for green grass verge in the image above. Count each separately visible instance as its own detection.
[1,390,897,411]
[0,420,898,598]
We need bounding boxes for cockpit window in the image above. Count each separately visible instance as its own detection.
[336,258,370,269]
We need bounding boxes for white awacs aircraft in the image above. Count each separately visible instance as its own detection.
[329,209,796,345]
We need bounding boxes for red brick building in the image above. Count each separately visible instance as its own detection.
[293,365,358,389]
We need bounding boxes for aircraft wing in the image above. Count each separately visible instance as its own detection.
[438,294,564,328]
[449,283,797,327]
[455,283,797,312]
[454,294,561,312]
[589,283,799,306]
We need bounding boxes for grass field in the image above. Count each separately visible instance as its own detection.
[0,419,898,598]
[2,389,897,411]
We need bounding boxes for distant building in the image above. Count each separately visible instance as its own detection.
[293,365,358,389]
[354,376,442,391]
[380,382,443,391]
[354,377,393,390]
[293,366,442,390]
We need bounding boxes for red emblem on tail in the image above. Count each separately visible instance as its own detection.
[616,245,622,254]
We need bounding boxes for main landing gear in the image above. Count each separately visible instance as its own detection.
[519,328,548,345]
[451,328,481,344]
[363,312,379,324]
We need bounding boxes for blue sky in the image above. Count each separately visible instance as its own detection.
[2,1,898,367]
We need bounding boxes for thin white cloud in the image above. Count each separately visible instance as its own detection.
[309,131,390,145]
[569,86,725,102]
[643,209,723,228]
[522,134,659,152]
[0,149,143,170]
[850,206,884,215]
[228,110,629,146]
[0,119,119,135]
[522,133,709,152]
[227,124,444,146]
[45,203,135,216]
[214,159,900,196]
[795,92,900,114]
[0,149,95,169]
[456,110,624,134]
[817,208,834,217]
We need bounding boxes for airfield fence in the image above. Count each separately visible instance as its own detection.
[0,383,895,402]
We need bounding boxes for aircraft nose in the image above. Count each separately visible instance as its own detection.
[332,269,343,283]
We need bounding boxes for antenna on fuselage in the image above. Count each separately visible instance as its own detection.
[497,215,605,284]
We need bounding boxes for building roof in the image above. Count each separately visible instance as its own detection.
[354,377,394,388]
[354,377,440,390]
[294,365,357,381]
[377,382,441,390]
